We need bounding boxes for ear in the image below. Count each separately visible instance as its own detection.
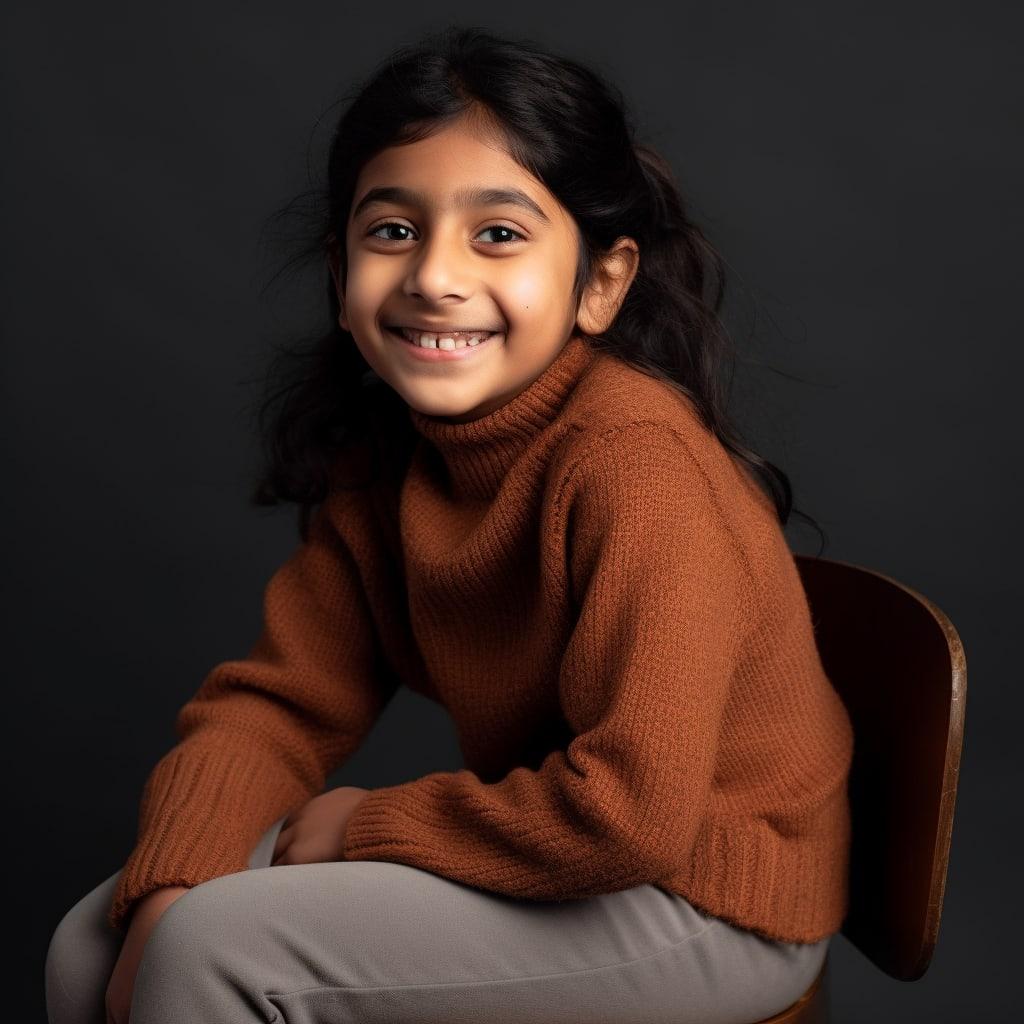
[326,231,349,332]
[576,236,640,337]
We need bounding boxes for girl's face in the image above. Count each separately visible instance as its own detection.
[330,117,586,423]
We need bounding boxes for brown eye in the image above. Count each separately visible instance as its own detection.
[477,225,525,244]
[368,222,414,242]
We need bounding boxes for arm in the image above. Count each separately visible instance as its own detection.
[339,422,756,899]
[107,491,398,931]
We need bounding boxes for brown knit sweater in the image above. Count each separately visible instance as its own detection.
[107,332,854,943]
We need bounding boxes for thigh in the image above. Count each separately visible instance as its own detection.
[134,822,830,1024]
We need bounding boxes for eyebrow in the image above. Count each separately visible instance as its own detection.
[351,185,551,225]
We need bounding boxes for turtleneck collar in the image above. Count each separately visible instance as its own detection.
[405,332,598,501]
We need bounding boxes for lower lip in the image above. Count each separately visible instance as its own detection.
[385,327,502,361]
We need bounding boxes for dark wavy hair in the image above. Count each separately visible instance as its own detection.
[249,24,826,552]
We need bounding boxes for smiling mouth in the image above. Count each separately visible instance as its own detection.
[385,325,502,350]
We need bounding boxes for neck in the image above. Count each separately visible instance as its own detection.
[405,333,598,501]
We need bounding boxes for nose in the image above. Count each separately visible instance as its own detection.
[401,225,476,302]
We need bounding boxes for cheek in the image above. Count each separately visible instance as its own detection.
[345,257,397,314]
[502,268,564,320]
[499,241,577,320]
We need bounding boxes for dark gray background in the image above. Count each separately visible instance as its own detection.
[5,2,1019,1020]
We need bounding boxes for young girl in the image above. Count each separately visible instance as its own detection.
[46,25,854,1024]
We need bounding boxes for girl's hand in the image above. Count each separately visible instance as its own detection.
[105,885,189,1024]
[271,786,371,866]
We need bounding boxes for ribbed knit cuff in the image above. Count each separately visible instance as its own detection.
[107,732,313,933]
[341,775,453,864]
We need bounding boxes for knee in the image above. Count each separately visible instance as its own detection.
[45,894,116,1024]
[134,873,251,982]
[44,913,77,1024]
[129,874,277,1020]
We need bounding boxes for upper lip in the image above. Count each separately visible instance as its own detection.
[385,321,502,334]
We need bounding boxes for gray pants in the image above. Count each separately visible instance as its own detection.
[46,815,830,1024]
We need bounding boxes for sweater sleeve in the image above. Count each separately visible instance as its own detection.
[340,422,756,899]
[107,492,397,932]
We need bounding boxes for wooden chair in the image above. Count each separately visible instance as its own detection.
[744,555,967,1023]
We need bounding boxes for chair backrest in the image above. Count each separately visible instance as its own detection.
[793,555,966,982]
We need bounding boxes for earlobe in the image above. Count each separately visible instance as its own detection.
[577,238,640,336]
[335,292,349,333]
[576,289,607,337]
[326,233,341,292]
[326,232,349,331]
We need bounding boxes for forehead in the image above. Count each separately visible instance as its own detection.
[349,121,561,225]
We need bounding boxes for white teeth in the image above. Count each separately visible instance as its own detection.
[397,327,497,349]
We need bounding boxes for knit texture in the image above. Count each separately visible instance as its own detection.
[107,332,854,942]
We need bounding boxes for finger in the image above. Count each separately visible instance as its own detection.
[271,830,291,862]
[270,831,290,864]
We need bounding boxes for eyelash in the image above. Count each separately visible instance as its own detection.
[366,221,526,246]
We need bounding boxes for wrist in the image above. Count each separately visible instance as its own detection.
[131,885,189,921]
